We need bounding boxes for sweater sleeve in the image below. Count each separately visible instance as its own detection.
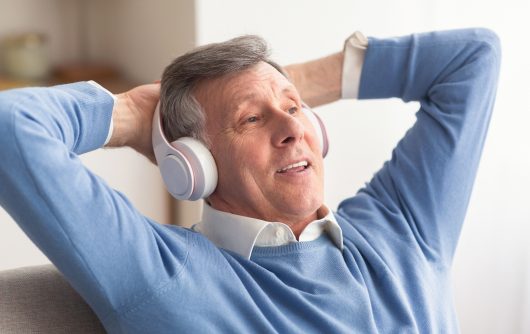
[0,82,188,322]
[337,28,501,265]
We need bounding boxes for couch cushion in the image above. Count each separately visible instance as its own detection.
[0,264,105,333]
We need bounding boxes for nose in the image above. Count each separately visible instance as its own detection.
[270,109,305,148]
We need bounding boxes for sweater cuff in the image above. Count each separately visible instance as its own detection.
[342,31,368,99]
[86,80,116,145]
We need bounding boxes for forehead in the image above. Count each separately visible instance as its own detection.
[225,62,292,104]
[195,62,296,116]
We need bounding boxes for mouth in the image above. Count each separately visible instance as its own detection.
[276,160,310,174]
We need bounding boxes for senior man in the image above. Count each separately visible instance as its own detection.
[0,28,500,333]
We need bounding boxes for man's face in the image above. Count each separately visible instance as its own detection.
[195,62,324,227]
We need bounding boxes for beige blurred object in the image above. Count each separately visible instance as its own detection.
[2,33,50,80]
[174,200,203,228]
[50,63,134,93]
[0,77,33,90]
[52,63,119,83]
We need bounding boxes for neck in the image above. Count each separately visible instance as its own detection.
[207,197,326,240]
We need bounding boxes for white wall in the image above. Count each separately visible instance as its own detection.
[428,2,530,333]
[195,0,529,333]
[0,0,196,269]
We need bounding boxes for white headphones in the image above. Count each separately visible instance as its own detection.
[152,102,329,201]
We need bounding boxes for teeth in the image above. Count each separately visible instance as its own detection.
[277,160,308,172]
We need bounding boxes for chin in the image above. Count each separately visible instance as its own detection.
[279,194,322,218]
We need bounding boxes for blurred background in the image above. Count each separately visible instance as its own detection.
[0,0,528,332]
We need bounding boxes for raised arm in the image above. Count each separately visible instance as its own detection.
[342,28,501,264]
[0,82,189,326]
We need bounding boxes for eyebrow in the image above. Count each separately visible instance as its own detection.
[232,87,298,122]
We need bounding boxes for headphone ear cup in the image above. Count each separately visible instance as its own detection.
[169,138,217,200]
[152,103,218,201]
[302,105,330,157]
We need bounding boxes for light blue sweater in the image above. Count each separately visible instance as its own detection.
[0,28,500,333]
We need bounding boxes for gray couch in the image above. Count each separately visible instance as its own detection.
[0,264,105,333]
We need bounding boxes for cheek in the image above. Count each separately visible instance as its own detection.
[234,146,271,180]
[214,136,268,184]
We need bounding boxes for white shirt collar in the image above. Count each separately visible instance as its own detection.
[193,203,343,259]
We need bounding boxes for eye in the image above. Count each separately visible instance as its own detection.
[288,106,298,115]
[246,115,259,123]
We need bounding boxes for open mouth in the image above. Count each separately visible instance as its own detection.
[276,160,309,174]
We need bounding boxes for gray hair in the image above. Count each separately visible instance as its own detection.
[160,35,286,145]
